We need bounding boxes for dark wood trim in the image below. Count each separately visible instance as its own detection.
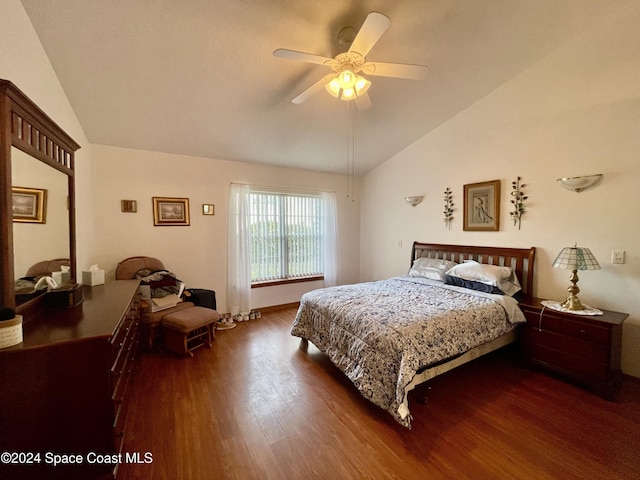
[624,373,640,386]
[0,79,80,311]
[251,275,324,289]
[411,242,536,298]
[0,85,13,309]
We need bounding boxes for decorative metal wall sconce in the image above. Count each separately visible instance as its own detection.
[202,204,215,215]
[404,195,423,207]
[509,177,527,229]
[557,174,603,192]
[443,187,454,229]
[121,200,137,213]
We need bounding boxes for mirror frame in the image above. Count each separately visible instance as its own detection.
[0,80,80,312]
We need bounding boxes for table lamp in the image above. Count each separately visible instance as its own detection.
[552,244,601,310]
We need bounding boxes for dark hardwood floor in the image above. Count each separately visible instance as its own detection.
[118,307,640,480]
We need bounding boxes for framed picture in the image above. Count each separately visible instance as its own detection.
[12,186,47,223]
[202,204,215,215]
[463,180,501,231]
[152,197,190,226]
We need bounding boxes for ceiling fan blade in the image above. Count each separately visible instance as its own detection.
[273,48,335,67]
[362,61,429,80]
[355,92,372,111]
[348,12,391,58]
[291,74,335,104]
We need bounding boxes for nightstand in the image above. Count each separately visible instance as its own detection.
[519,297,628,399]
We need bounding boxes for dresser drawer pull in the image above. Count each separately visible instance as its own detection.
[580,329,587,334]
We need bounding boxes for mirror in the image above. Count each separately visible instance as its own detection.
[12,147,70,288]
[0,79,80,314]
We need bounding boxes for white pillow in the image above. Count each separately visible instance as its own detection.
[409,257,458,281]
[445,260,522,296]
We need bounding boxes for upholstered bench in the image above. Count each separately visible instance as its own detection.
[162,306,219,357]
[141,301,194,351]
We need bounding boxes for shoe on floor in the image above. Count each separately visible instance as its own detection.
[215,319,237,330]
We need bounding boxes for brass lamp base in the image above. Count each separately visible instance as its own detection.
[562,268,585,310]
[561,293,585,310]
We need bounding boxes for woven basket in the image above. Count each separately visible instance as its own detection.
[0,315,23,349]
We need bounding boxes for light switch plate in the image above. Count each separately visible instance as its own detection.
[611,250,625,264]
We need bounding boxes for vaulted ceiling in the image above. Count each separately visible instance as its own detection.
[20,0,615,175]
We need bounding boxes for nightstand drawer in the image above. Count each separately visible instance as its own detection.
[523,310,609,345]
[561,318,609,344]
[525,328,608,364]
[519,298,628,399]
[528,343,608,380]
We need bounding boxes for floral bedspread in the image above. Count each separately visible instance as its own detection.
[291,276,525,428]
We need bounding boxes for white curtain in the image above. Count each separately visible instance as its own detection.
[227,183,251,314]
[322,191,338,287]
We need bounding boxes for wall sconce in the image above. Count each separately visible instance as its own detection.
[557,174,603,192]
[404,196,423,207]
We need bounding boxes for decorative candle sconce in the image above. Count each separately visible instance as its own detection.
[443,187,454,229]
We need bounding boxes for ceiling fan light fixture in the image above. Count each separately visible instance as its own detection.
[341,87,356,100]
[354,75,371,96]
[338,69,356,89]
[325,77,341,98]
[325,72,370,101]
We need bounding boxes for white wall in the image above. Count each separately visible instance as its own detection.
[360,3,640,376]
[89,145,360,312]
[1,0,95,272]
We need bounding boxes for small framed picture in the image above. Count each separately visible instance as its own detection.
[12,186,47,223]
[202,204,215,215]
[121,199,137,213]
[463,180,501,231]
[152,197,190,226]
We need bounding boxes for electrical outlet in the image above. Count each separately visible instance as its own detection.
[611,250,625,264]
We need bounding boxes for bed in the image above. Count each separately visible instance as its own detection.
[291,242,536,428]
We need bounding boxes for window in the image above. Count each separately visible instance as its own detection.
[248,191,324,284]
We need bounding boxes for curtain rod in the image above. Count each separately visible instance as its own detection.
[229,182,336,195]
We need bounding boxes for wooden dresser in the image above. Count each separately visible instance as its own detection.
[519,297,627,399]
[0,280,141,480]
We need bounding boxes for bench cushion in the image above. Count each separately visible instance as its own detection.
[162,306,219,333]
[142,301,194,325]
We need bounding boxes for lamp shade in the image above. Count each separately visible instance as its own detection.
[552,246,600,271]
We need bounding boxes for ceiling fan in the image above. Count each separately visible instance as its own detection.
[273,12,428,110]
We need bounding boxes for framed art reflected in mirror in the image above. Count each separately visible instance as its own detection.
[12,186,47,224]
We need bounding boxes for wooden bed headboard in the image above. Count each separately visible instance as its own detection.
[411,242,536,299]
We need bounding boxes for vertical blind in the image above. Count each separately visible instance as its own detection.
[249,192,323,283]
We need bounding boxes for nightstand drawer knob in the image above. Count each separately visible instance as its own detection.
[580,329,587,334]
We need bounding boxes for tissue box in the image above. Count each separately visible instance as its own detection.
[52,270,71,286]
[82,269,105,286]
